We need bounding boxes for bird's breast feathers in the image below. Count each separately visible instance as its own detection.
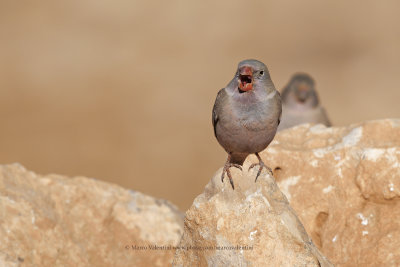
[232,101,275,132]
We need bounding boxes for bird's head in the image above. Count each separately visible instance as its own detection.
[282,73,319,107]
[235,59,271,94]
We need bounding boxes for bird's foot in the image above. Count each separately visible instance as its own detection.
[248,153,273,182]
[221,163,242,190]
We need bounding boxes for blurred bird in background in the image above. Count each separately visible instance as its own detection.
[278,73,331,131]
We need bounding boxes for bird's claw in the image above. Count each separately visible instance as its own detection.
[221,163,242,190]
[248,161,273,182]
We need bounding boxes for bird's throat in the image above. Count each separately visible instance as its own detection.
[238,87,246,94]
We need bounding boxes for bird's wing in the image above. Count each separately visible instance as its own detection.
[212,88,227,138]
[276,91,282,126]
[320,107,332,127]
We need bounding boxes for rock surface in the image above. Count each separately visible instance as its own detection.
[2,119,399,266]
[173,163,333,266]
[258,119,400,267]
[0,164,184,267]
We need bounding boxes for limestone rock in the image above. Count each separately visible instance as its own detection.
[173,164,333,266]
[259,119,400,266]
[0,164,184,267]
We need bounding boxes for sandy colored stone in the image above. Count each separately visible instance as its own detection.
[173,163,332,266]
[0,164,184,267]
[256,119,400,267]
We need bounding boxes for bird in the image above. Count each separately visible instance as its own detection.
[212,59,282,189]
[278,73,331,131]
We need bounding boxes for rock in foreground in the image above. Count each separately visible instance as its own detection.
[173,164,333,266]
[0,164,183,267]
[260,119,400,266]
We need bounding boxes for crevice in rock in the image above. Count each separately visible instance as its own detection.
[312,211,329,248]
[273,166,283,181]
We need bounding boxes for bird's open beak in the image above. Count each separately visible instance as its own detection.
[238,66,253,91]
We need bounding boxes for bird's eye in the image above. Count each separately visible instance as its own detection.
[260,71,264,76]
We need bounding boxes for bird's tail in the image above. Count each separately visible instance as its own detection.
[229,153,248,166]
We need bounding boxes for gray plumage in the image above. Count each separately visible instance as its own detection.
[212,59,282,189]
[278,73,331,131]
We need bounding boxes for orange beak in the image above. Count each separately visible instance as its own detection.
[298,83,310,93]
[238,66,253,91]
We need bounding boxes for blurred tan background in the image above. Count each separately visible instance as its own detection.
[0,0,399,210]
